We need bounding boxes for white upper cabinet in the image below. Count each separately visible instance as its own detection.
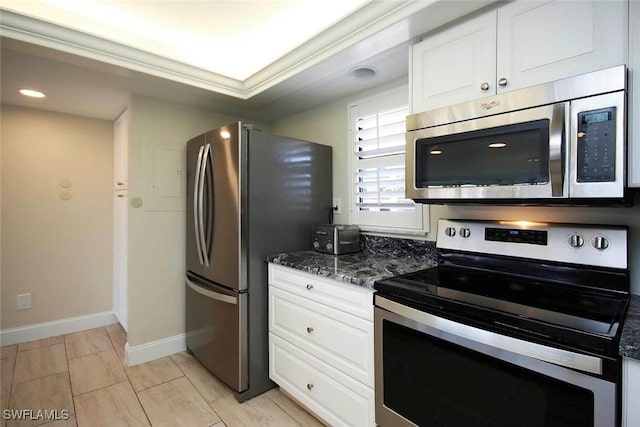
[496,0,627,93]
[410,11,496,113]
[411,0,628,113]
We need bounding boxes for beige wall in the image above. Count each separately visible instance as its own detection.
[1,106,114,329]
[126,95,265,347]
[270,81,640,295]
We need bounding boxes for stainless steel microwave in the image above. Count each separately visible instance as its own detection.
[406,66,627,205]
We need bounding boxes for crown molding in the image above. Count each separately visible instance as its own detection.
[0,8,246,97]
[0,1,431,100]
[242,0,434,98]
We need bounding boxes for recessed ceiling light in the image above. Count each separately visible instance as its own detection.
[348,66,377,80]
[19,89,46,98]
[489,142,507,148]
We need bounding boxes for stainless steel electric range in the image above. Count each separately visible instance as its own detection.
[374,219,630,427]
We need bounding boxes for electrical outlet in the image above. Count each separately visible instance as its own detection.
[17,293,31,310]
[332,198,342,215]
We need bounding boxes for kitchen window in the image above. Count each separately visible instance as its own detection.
[348,85,427,234]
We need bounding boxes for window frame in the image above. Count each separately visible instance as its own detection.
[347,85,429,236]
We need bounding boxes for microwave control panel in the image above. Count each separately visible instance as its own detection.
[576,107,616,182]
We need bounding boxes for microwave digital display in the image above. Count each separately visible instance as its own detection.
[582,111,611,124]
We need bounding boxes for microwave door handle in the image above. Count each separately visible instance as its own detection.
[549,103,566,197]
[193,145,205,265]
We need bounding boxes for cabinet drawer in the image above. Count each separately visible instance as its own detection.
[269,333,374,427]
[268,264,374,321]
[269,287,374,387]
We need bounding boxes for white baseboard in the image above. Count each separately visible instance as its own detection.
[113,311,128,333]
[0,311,118,346]
[125,333,186,367]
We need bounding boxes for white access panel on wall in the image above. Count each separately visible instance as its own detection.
[143,144,184,211]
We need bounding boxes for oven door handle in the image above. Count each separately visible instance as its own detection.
[375,296,603,375]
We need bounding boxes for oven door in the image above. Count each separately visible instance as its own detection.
[374,296,617,427]
[406,102,568,202]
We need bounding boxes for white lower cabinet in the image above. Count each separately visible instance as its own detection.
[623,357,640,427]
[268,264,375,427]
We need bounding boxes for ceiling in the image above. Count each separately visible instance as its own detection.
[0,0,370,81]
[0,1,495,123]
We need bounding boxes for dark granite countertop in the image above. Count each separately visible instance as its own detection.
[620,294,640,360]
[267,235,438,289]
[267,250,436,289]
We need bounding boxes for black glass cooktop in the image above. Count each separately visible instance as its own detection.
[374,253,630,356]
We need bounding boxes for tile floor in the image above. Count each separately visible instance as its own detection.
[0,324,325,427]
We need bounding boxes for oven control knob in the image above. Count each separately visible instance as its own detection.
[326,242,333,252]
[445,227,456,237]
[568,234,584,248]
[459,228,471,238]
[592,236,609,251]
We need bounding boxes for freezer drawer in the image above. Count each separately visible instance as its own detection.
[185,274,248,391]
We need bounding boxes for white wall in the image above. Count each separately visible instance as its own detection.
[270,82,640,295]
[1,106,114,329]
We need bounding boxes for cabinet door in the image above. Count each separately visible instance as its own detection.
[269,264,374,321]
[629,0,640,188]
[623,357,640,427]
[270,334,375,427]
[113,190,128,330]
[269,286,374,387]
[410,11,496,113]
[496,0,627,94]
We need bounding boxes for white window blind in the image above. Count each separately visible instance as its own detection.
[348,86,425,232]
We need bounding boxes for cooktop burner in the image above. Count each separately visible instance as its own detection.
[375,220,630,358]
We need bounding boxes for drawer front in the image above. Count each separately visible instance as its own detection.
[269,333,375,427]
[268,264,374,321]
[270,287,374,387]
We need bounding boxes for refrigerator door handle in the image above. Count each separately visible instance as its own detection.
[204,143,214,265]
[193,145,205,265]
[198,144,211,266]
[186,277,238,305]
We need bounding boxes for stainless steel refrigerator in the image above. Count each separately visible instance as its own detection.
[185,122,332,402]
